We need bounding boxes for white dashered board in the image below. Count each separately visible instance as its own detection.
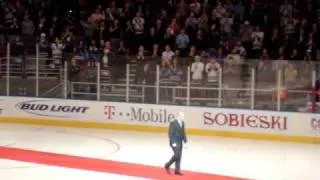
[0,96,319,137]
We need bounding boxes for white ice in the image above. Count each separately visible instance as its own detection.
[0,123,319,180]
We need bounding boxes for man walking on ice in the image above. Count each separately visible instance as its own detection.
[165,111,187,175]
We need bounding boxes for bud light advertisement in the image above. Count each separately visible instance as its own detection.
[15,100,90,118]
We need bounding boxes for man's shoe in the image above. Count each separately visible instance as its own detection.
[164,164,170,174]
[175,172,183,175]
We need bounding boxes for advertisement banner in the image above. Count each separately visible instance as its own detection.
[0,96,318,138]
[15,99,90,118]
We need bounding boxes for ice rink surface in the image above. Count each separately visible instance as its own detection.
[0,123,319,180]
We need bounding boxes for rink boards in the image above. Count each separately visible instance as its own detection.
[0,96,320,144]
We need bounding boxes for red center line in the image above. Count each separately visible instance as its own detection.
[0,146,246,180]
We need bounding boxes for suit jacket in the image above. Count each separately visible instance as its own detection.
[168,119,187,146]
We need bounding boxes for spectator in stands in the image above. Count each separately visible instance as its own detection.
[151,44,161,59]
[104,41,113,53]
[198,11,209,30]
[220,12,234,39]
[88,40,99,67]
[4,8,15,28]
[226,49,241,66]
[317,50,320,62]
[132,12,145,52]
[212,1,226,20]
[123,20,134,50]
[265,28,280,60]
[280,0,293,18]
[137,45,146,62]
[88,6,105,29]
[37,16,48,35]
[239,21,253,51]
[200,51,210,64]
[234,0,245,22]
[251,26,264,58]
[284,63,298,85]
[9,18,19,35]
[289,49,299,60]
[163,27,175,48]
[259,48,270,70]
[95,21,107,42]
[39,33,49,54]
[162,45,174,66]
[75,40,88,60]
[174,50,181,60]
[154,19,164,39]
[282,14,297,36]
[147,27,160,51]
[205,58,220,83]
[11,36,24,63]
[207,26,221,53]
[101,49,110,68]
[51,37,64,64]
[101,41,113,67]
[108,19,121,46]
[304,50,313,61]
[160,60,171,79]
[233,41,246,58]
[188,45,197,58]
[169,58,184,82]
[169,18,180,35]
[215,47,226,63]
[190,0,201,15]
[193,29,206,52]
[136,61,153,85]
[117,41,127,55]
[62,31,75,66]
[175,29,190,57]
[21,15,35,36]
[185,11,198,35]
[191,55,204,83]
[10,35,25,77]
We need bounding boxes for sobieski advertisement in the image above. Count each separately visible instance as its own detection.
[203,112,288,130]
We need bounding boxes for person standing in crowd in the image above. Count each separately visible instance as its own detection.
[165,112,187,175]
[175,29,190,57]
[191,55,204,82]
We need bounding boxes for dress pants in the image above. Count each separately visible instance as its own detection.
[166,143,182,173]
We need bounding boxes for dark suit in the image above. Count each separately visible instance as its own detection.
[165,119,187,174]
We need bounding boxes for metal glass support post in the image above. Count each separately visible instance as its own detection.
[35,44,39,97]
[186,66,190,106]
[64,61,68,99]
[218,67,222,107]
[97,62,101,101]
[250,67,255,109]
[156,65,160,104]
[312,69,316,112]
[126,64,130,102]
[6,43,10,96]
[277,69,282,111]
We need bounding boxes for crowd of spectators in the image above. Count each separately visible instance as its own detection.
[1,0,320,83]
